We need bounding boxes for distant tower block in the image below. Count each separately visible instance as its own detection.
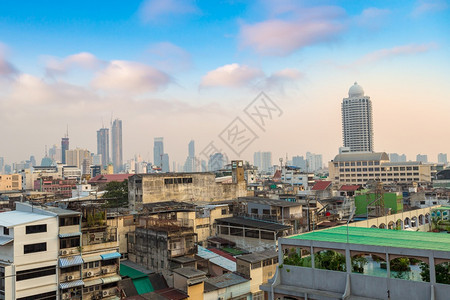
[342,82,374,152]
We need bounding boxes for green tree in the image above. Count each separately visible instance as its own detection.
[420,262,450,284]
[102,180,128,207]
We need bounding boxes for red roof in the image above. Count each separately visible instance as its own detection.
[208,248,237,262]
[339,185,361,192]
[88,174,132,184]
[273,170,281,180]
[311,181,332,191]
[154,288,188,300]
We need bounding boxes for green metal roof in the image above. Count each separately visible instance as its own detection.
[133,277,154,295]
[288,226,450,252]
[433,206,450,210]
[120,264,146,279]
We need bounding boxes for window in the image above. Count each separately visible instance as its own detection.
[17,291,56,300]
[222,209,227,215]
[26,224,47,234]
[262,209,270,215]
[61,265,80,274]
[250,208,258,214]
[413,166,419,171]
[164,178,174,184]
[3,227,9,235]
[24,242,47,254]
[182,178,193,184]
[17,266,55,281]
[356,162,361,166]
[59,217,80,226]
[251,262,261,269]
[60,237,80,249]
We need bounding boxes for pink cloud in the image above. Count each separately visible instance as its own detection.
[45,52,104,76]
[239,6,346,56]
[92,60,171,93]
[412,0,449,17]
[355,43,437,65]
[139,0,199,22]
[200,63,264,88]
[146,42,191,72]
[0,43,18,77]
[356,7,391,29]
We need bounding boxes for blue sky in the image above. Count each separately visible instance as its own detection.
[0,0,449,168]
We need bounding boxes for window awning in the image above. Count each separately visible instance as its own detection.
[101,252,121,260]
[59,232,81,238]
[59,255,83,268]
[59,279,84,289]
[84,278,103,287]
[101,274,121,284]
[0,236,13,246]
[83,255,102,263]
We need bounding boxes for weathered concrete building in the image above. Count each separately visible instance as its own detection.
[128,172,249,210]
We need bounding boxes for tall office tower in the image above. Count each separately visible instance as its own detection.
[261,152,272,173]
[209,153,224,171]
[61,137,69,164]
[162,153,170,172]
[253,152,262,170]
[342,82,374,152]
[0,157,4,173]
[292,155,306,170]
[416,154,428,163]
[184,140,196,172]
[111,119,123,173]
[153,137,164,168]
[97,127,109,167]
[306,152,323,172]
[438,153,448,165]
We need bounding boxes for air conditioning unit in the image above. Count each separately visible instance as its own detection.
[86,271,93,277]
[60,249,69,255]
[66,275,73,281]
[103,290,109,296]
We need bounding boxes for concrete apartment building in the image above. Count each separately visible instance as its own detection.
[0,174,21,191]
[128,169,249,210]
[328,152,432,185]
[261,226,450,300]
[0,202,121,300]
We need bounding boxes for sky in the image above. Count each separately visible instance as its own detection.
[0,0,449,168]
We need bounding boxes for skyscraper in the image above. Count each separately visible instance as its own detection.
[97,127,109,167]
[342,82,374,152]
[153,137,164,168]
[162,153,170,173]
[438,153,448,165]
[306,152,323,172]
[111,119,123,173]
[61,137,69,164]
[184,140,196,172]
[253,152,262,170]
[261,152,272,173]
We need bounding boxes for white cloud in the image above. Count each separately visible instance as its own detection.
[239,5,346,56]
[356,7,391,29]
[45,52,104,76]
[92,60,171,93]
[200,63,264,88]
[0,43,18,78]
[139,0,199,22]
[412,0,449,17]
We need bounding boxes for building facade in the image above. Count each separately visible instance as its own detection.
[111,119,123,173]
[342,82,374,152]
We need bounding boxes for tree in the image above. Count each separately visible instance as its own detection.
[102,180,128,207]
[420,262,450,284]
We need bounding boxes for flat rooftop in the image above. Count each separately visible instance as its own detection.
[216,216,291,232]
[288,226,450,252]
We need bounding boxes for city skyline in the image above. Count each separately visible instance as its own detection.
[0,1,449,166]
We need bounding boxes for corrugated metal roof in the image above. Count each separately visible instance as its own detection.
[289,226,450,252]
[134,277,154,295]
[339,185,361,192]
[59,255,83,268]
[84,278,103,287]
[101,252,121,260]
[237,250,278,263]
[196,246,236,272]
[205,273,248,289]
[102,274,121,284]
[59,232,81,238]
[0,236,13,246]
[311,181,332,191]
[0,211,53,227]
[59,280,84,289]
[83,255,102,263]
[216,217,291,232]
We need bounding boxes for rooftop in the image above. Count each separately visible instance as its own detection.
[237,250,278,263]
[288,226,450,252]
[381,161,423,166]
[239,197,302,207]
[311,181,332,191]
[197,246,236,272]
[216,216,291,232]
[204,273,248,290]
[0,210,53,227]
[89,174,132,183]
[332,152,389,162]
[172,267,206,279]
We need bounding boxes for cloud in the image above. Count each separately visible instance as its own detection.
[92,60,171,93]
[354,43,437,65]
[200,63,265,88]
[356,7,391,29]
[264,68,303,89]
[45,52,104,76]
[239,5,346,56]
[412,0,449,17]
[146,42,191,72]
[0,43,18,78]
[139,0,199,22]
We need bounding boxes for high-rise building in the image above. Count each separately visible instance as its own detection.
[389,153,407,163]
[306,152,323,172]
[184,140,196,172]
[261,152,272,173]
[438,153,448,165]
[292,155,306,170]
[0,157,4,174]
[209,153,225,171]
[111,119,123,173]
[61,137,69,164]
[342,82,374,152]
[416,154,428,163]
[253,152,262,170]
[97,127,109,167]
[153,137,164,168]
[66,148,92,171]
[49,144,61,163]
[162,153,170,172]
[188,140,195,158]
